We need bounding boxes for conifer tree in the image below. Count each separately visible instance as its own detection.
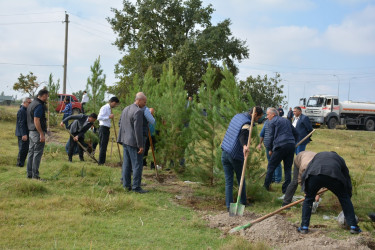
[86,56,107,114]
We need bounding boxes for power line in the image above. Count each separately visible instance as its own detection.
[68,12,112,29]
[0,21,61,25]
[0,10,64,17]
[0,62,62,67]
[71,22,114,43]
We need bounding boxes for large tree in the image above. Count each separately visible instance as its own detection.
[239,73,287,110]
[107,0,249,98]
[13,72,40,97]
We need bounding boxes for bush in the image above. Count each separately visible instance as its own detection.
[0,107,16,122]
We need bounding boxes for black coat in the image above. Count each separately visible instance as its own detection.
[301,151,352,197]
[15,105,28,137]
[62,114,93,138]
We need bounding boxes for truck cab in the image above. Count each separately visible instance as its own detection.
[305,95,340,128]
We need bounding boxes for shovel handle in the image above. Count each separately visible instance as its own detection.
[296,129,316,148]
[111,107,122,164]
[66,129,99,164]
[236,107,256,203]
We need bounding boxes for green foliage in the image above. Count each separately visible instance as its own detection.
[108,0,249,97]
[84,130,99,145]
[239,72,286,109]
[13,72,40,97]
[86,56,107,114]
[0,106,16,122]
[72,90,84,103]
[46,73,60,126]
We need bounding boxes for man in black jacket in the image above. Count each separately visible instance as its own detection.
[15,97,31,167]
[27,89,49,180]
[298,151,361,234]
[61,113,97,162]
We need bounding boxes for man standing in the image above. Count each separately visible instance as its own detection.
[61,97,72,128]
[81,91,89,114]
[26,89,49,180]
[97,96,119,165]
[15,97,31,167]
[293,106,313,154]
[221,107,263,211]
[257,109,282,183]
[61,113,97,162]
[297,151,361,234]
[264,108,298,193]
[118,92,148,193]
[287,107,294,123]
[277,105,284,117]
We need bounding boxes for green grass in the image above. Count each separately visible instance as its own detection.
[1,107,375,248]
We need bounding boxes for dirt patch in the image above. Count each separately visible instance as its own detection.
[205,212,374,249]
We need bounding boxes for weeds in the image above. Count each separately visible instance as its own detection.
[10,180,48,196]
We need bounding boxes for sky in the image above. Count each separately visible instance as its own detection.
[0,0,374,109]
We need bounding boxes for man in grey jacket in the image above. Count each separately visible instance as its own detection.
[117,92,147,193]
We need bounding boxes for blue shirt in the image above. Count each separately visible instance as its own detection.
[34,104,44,118]
[62,103,72,116]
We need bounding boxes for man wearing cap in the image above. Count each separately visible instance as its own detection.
[221,107,264,211]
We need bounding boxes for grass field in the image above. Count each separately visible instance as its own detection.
[1,105,374,249]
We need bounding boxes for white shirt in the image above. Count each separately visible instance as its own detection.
[293,116,300,128]
[81,93,89,103]
[98,103,112,127]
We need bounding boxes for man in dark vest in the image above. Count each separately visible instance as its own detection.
[26,89,49,180]
[15,97,32,167]
[221,107,263,211]
[61,113,97,162]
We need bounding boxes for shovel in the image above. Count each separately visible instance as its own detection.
[229,188,328,233]
[229,107,257,217]
[65,129,99,164]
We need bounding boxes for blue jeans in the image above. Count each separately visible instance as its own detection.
[302,175,358,228]
[296,144,306,155]
[221,150,246,209]
[122,144,144,190]
[62,113,69,128]
[264,143,295,193]
[266,147,282,183]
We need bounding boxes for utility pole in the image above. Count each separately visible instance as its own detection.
[63,12,69,94]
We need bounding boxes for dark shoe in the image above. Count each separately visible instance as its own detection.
[297,226,309,234]
[27,176,32,179]
[68,158,72,162]
[282,203,291,210]
[80,158,84,162]
[132,188,149,194]
[124,186,131,191]
[350,226,362,234]
[368,212,375,222]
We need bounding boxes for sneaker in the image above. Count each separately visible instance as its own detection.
[297,226,309,234]
[350,226,362,234]
[132,188,149,194]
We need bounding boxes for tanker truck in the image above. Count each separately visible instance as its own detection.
[300,95,375,131]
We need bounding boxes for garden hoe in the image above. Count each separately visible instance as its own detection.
[111,107,122,166]
[229,188,328,233]
[66,129,99,164]
[229,107,256,217]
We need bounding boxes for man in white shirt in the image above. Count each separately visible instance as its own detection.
[97,96,120,165]
[81,91,89,114]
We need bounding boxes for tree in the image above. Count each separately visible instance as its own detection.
[86,56,107,114]
[72,90,84,103]
[13,72,40,97]
[107,0,249,97]
[46,73,60,126]
[239,73,286,110]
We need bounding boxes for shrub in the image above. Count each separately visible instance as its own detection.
[0,107,16,122]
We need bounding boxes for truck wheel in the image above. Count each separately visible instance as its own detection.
[72,108,80,115]
[365,119,375,131]
[327,118,337,129]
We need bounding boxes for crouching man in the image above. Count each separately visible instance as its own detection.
[297,151,361,234]
[61,113,97,162]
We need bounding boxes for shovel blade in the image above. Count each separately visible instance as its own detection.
[229,202,245,216]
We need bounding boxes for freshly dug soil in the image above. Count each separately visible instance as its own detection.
[204,212,373,249]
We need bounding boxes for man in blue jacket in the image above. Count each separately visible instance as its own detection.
[292,106,313,154]
[15,97,32,167]
[221,106,263,211]
[264,108,298,193]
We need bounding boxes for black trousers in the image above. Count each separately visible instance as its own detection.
[68,135,84,160]
[302,175,357,228]
[143,135,156,168]
[99,126,110,164]
[17,136,29,166]
[264,143,295,193]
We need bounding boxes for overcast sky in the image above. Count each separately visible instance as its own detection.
[1,0,374,109]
